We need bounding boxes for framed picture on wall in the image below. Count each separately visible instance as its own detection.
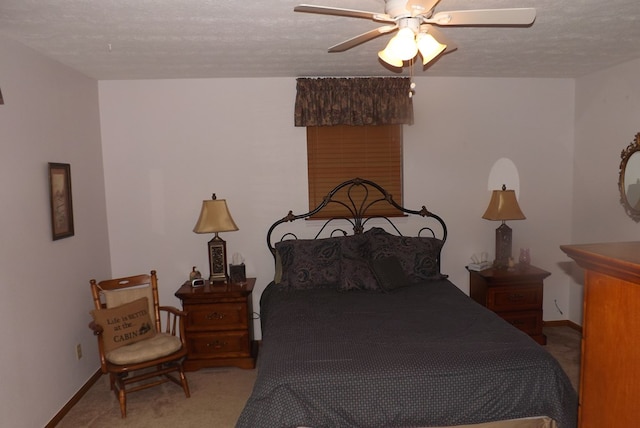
[48,162,74,240]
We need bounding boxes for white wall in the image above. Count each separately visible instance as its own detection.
[406,77,576,320]
[98,76,576,338]
[0,35,110,427]
[569,57,640,322]
[12,29,638,425]
[4,23,640,424]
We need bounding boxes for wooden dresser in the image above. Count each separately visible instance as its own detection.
[561,242,640,428]
[469,264,550,345]
[175,278,257,371]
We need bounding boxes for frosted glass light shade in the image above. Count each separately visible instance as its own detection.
[385,27,418,61]
[378,47,404,67]
[417,33,446,65]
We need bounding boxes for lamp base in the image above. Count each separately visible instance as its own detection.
[207,233,229,283]
[493,222,513,269]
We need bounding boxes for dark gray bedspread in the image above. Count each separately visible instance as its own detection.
[236,280,577,428]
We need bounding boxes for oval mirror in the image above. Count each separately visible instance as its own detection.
[619,132,640,222]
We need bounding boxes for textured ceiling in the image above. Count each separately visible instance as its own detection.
[1,0,640,80]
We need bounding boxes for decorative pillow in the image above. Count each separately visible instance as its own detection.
[361,227,389,242]
[273,250,283,284]
[91,297,156,353]
[368,229,445,282]
[340,256,380,291]
[274,237,341,289]
[103,286,156,325]
[338,234,379,291]
[369,256,411,292]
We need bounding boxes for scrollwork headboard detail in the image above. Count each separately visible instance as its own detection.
[266,177,448,257]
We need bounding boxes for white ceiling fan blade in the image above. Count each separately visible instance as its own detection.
[407,0,441,16]
[429,8,536,26]
[422,25,458,54]
[294,4,393,23]
[328,25,398,52]
[385,0,441,17]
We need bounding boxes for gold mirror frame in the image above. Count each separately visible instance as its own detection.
[618,132,640,222]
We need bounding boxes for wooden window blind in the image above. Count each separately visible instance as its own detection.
[307,124,403,218]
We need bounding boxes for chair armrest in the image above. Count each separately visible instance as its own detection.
[158,306,188,342]
[159,305,187,318]
[88,321,104,335]
[88,320,108,371]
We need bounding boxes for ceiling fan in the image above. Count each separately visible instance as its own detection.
[294,0,536,67]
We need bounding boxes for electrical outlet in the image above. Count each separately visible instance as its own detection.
[75,343,82,360]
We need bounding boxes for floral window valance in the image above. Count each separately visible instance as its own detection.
[294,77,413,127]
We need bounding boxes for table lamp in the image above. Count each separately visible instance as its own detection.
[193,194,238,283]
[482,184,526,269]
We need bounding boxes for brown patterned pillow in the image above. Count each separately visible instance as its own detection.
[338,234,380,291]
[367,228,445,282]
[91,297,156,353]
[275,237,342,289]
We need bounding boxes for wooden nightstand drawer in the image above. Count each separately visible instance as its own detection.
[499,310,542,335]
[487,285,542,311]
[468,265,550,345]
[186,303,248,331]
[175,278,257,370]
[187,331,251,358]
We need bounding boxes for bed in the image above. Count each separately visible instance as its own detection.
[237,178,577,428]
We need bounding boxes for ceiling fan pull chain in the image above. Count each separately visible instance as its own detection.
[408,58,416,98]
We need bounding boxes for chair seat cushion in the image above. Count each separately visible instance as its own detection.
[105,333,182,365]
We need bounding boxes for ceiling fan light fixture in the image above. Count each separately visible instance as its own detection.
[294,3,537,71]
[385,27,418,61]
[378,47,404,67]
[417,32,447,65]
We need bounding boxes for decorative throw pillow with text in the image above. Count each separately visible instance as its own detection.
[91,297,156,353]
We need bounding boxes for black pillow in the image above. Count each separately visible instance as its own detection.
[369,256,411,292]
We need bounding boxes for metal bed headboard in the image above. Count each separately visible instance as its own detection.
[266,177,448,257]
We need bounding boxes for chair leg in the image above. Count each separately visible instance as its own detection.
[179,366,191,398]
[118,387,127,418]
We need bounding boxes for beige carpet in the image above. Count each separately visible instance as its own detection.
[56,326,580,427]
[543,325,581,392]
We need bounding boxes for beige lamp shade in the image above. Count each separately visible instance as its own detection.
[482,185,526,221]
[193,197,239,234]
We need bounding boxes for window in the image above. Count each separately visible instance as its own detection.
[307,124,403,218]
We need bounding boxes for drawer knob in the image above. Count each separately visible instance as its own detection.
[207,340,227,349]
[206,312,225,320]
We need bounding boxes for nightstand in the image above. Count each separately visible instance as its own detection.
[175,278,257,371]
[468,265,550,345]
